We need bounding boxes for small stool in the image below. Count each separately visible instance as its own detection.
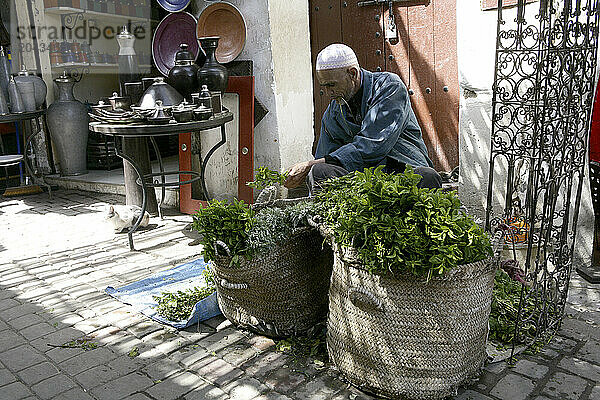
[0,154,23,193]
[0,154,24,167]
[0,154,25,186]
[0,154,45,197]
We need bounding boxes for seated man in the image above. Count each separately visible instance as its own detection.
[284,43,441,193]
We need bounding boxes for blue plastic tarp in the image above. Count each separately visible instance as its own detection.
[105,258,221,329]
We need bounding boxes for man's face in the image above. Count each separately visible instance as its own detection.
[317,67,360,103]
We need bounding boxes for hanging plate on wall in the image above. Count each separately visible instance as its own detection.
[197,2,246,64]
[156,0,191,13]
[153,12,200,77]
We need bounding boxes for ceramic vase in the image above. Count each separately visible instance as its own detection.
[0,89,9,115]
[47,72,89,176]
[197,37,228,94]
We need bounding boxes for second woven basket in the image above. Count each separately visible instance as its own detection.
[212,227,333,338]
[325,233,498,400]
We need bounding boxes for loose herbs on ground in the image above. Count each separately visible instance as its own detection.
[489,266,554,347]
[314,166,492,278]
[275,325,328,364]
[153,269,216,322]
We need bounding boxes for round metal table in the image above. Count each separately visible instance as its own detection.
[89,112,234,250]
[0,110,52,196]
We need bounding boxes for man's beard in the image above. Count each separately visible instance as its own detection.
[335,97,350,107]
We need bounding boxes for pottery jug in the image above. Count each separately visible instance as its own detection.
[197,37,229,94]
[14,65,48,109]
[124,81,144,105]
[168,43,200,101]
[47,72,89,176]
[197,85,212,109]
[117,26,140,94]
[0,46,11,103]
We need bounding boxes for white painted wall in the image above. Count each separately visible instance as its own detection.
[267,1,314,171]
[192,93,240,201]
[190,0,314,198]
[456,1,595,269]
[457,0,509,221]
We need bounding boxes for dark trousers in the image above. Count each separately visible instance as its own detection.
[308,162,442,195]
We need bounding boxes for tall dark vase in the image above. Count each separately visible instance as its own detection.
[47,72,89,176]
[197,37,229,93]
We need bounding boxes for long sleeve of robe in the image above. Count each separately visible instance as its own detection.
[315,69,433,171]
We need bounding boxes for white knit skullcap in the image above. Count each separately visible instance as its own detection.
[316,44,359,71]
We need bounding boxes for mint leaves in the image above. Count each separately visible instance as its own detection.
[315,166,493,278]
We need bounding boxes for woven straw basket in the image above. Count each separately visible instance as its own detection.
[211,197,333,338]
[325,231,499,400]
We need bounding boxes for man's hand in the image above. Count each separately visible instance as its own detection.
[284,159,325,188]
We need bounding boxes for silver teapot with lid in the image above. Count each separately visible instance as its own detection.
[138,77,183,109]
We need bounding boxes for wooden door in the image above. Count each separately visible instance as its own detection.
[309,0,343,155]
[309,0,459,171]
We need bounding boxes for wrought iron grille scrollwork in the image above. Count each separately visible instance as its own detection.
[486,0,599,354]
[61,12,84,30]
[62,67,90,83]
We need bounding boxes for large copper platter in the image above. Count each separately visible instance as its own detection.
[196,2,246,64]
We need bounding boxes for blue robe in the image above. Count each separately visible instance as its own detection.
[315,69,433,171]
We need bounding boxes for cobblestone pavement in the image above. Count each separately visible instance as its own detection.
[0,189,599,400]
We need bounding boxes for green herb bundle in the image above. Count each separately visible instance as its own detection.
[248,202,322,254]
[192,199,321,264]
[275,326,328,363]
[246,167,289,190]
[315,166,492,278]
[191,199,255,263]
[153,269,216,322]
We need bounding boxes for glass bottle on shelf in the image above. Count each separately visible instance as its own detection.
[116,25,141,95]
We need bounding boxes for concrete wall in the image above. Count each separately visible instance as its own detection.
[457,0,507,221]
[190,0,314,198]
[456,0,595,269]
[192,93,240,201]
[267,1,314,171]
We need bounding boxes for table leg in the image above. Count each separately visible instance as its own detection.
[114,136,148,251]
[40,115,56,175]
[23,118,52,198]
[200,125,227,200]
[149,137,165,219]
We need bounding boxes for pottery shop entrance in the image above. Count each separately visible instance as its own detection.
[308,0,459,172]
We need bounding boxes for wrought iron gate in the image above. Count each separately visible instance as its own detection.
[486,0,599,352]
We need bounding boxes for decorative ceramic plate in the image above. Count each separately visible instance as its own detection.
[156,0,191,13]
[197,2,246,64]
[153,12,200,76]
